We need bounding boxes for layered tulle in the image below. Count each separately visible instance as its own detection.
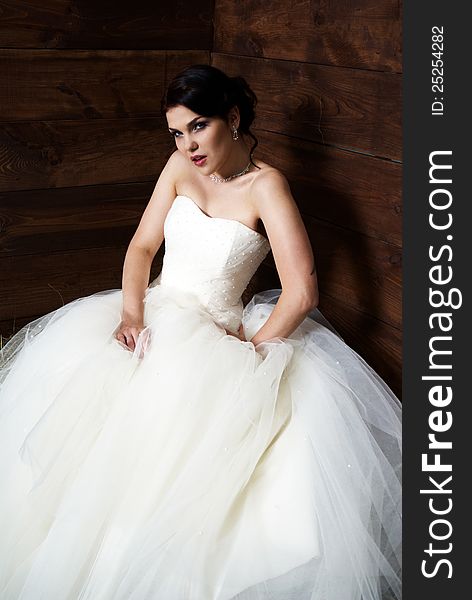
[0,283,401,600]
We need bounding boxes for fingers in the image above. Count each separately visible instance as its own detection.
[115,324,144,351]
[123,330,136,351]
[224,325,247,342]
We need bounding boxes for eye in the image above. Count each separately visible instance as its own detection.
[194,121,207,131]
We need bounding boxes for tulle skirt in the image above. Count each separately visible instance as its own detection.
[0,282,401,600]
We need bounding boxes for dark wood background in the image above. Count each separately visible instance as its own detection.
[0,0,402,396]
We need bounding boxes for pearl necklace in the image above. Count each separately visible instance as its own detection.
[209,161,251,184]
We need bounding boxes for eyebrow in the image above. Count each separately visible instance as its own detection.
[167,116,203,133]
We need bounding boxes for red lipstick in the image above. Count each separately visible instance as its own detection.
[191,155,207,167]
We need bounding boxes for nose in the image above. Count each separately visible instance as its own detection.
[184,134,198,153]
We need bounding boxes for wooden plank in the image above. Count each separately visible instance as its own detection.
[165,51,211,87]
[0,118,173,192]
[212,53,401,160]
[303,215,401,330]
[0,1,213,50]
[256,218,401,331]
[0,49,165,121]
[0,49,209,122]
[0,182,155,257]
[0,247,164,322]
[255,130,401,246]
[214,0,401,72]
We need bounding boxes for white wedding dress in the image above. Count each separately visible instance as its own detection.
[0,195,402,600]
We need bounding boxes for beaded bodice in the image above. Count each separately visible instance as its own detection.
[148,195,271,333]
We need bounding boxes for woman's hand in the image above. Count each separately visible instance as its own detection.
[225,323,247,342]
[115,321,146,352]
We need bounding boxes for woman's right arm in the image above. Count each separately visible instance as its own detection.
[116,150,182,351]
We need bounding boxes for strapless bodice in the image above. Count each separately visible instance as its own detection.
[147,195,271,333]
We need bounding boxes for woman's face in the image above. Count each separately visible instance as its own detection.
[166,104,238,176]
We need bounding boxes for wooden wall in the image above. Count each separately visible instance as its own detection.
[213,0,402,395]
[0,1,402,395]
[0,0,211,334]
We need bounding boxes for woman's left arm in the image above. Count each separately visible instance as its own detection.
[248,169,319,346]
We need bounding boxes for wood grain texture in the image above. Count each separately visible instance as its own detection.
[255,130,401,245]
[0,0,213,49]
[214,0,402,72]
[305,216,401,330]
[259,218,401,331]
[165,51,211,86]
[0,182,155,256]
[0,50,208,122]
[0,118,170,192]
[211,53,401,160]
[0,246,164,322]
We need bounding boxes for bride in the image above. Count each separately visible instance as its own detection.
[0,64,402,600]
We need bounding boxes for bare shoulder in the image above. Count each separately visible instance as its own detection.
[164,149,189,181]
[166,149,203,193]
[249,161,293,214]
[140,150,189,217]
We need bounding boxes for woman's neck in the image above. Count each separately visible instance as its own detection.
[211,140,252,181]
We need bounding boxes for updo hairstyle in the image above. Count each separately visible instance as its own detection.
[161,64,260,169]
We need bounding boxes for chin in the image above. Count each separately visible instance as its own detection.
[196,163,211,174]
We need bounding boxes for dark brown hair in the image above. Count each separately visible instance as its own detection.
[161,64,260,169]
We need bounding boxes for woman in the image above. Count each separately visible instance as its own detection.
[0,65,401,600]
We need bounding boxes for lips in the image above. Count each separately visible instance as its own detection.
[191,155,207,167]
